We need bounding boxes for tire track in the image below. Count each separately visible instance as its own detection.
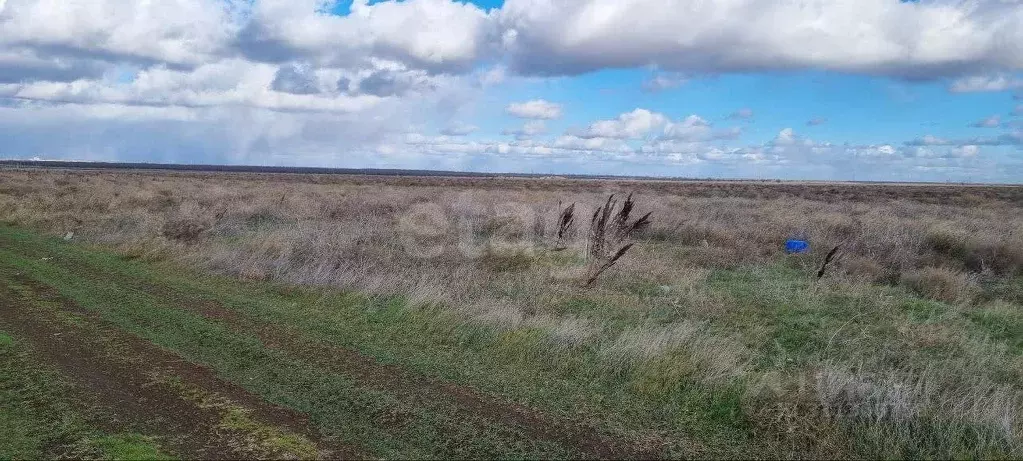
[0,271,365,460]
[0,230,665,459]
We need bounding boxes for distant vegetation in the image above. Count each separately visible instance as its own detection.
[1,167,1022,459]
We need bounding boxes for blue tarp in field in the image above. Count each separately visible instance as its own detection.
[785,239,810,254]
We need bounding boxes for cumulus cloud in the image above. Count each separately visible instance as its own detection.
[506,99,562,119]
[237,0,495,73]
[499,0,1023,79]
[0,49,108,84]
[574,109,668,139]
[501,120,546,139]
[0,0,238,68]
[952,145,980,157]
[773,128,798,146]
[1,0,1021,182]
[0,59,384,113]
[662,115,742,141]
[969,114,1002,128]
[566,109,740,144]
[357,69,435,97]
[271,62,321,95]
[397,125,1002,182]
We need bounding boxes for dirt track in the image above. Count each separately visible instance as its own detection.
[0,236,662,459]
[0,271,363,459]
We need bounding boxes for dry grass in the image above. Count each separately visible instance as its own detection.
[901,267,981,305]
[2,167,1022,458]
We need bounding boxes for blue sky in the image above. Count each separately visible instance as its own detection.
[0,0,1021,182]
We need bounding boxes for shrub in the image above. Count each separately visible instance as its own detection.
[840,256,889,284]
[901,267,980,305]
[925,225,1023,276]
[161,218,208,243]
[924,225,971,260]
[964,240,1023,276]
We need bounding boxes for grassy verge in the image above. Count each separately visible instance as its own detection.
[0,226,584,459]
[2,224,1021,458]
[0,330,170,460]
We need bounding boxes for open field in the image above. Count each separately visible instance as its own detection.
[1,167,1022,459]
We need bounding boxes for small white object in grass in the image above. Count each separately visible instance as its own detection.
[659,285,671,294]
[40,257,52,261]
[64,231,74,241]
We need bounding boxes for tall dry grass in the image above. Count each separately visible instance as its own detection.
[2,167,1022,457]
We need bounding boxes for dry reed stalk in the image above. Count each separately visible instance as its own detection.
[817,244,843,280]
[584,193,652,286]
[553,201,575,251]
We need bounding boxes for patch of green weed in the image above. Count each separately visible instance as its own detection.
[91,434,171,460]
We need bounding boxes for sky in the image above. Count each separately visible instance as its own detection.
[1,0,1022,183]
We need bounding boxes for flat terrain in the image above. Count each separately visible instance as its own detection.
[0,225,653,459]
[1,168,1022,459]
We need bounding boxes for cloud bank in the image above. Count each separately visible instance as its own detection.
[0,0,1021,182]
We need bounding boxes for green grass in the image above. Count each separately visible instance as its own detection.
[2,224,1021,459]
[0,227,581,459]
[91,435,171,461]
[0,331,170,460]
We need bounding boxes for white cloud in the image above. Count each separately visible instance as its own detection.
[0,59,387,113]
[662,114,741,141]
[386,124,1015,182]
[478,65,507,86]
[906,132,1023,148]
[271,62,322,95]
[238,0,494,72]
[1,0,1021,183]
[909,135,951,146]
[551,135,632,153]
[575,108,667,139]
[806,117,828,126]
[506,99,562,119]
[875,145,897,156]
[355,68,437,97]
[641,72,688,92]
[969,114,1001,128]
[949,74,1023,93]
[440,121,477,136]
[0,0,238,67]
[501,120,546,139]
[499,0,1023,79]
[0,101,418,166]
[727,108,754,121]
[953,145,980,157]
[773,128,798,146]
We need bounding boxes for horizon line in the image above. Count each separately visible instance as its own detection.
[0,159,1017,187]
